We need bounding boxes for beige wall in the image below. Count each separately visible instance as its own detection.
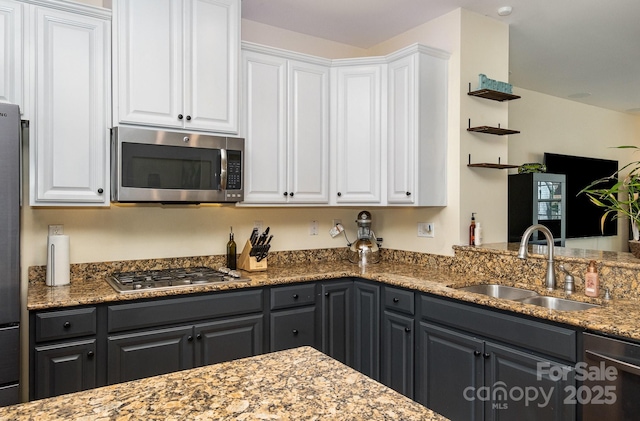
[508,88,640,251]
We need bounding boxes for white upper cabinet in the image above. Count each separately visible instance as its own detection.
[242,45,329,204]
[114,0,239,133]
[29,2,111,206]
[387,48,448,206]
[0,0,24,115]
[331,62,384,204]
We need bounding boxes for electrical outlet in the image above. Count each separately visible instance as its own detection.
[254,220,263,232]
[417,222,434,238]
[48,224,64,236]
[332,219,342,227]
[309,220,319,236]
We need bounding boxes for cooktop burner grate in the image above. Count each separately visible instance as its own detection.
[107,266,249,293]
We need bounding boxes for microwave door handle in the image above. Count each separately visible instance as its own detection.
[220,149,227,191]
[585,350,640,377]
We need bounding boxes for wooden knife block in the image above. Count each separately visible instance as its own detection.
[238,240,268,272]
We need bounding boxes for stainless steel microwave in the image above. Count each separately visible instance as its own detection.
[111,127,244,203]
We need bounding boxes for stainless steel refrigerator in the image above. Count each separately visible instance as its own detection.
[0,103,21,406]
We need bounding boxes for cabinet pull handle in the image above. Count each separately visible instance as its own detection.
[406,192,411,196]
[97,188,104,194]
[87,350,94,358]
[289,192,294,197]
[63,321,71,329]
[474,350,481,356]
[404,327,411,333]
[292,294,299,299]
[178,114,184,120]
[186,115,191,121]
[325,292,329,297]
[283,192,288,196]
[292,329,299,335]
[393,298,399,303]
[188,336,194,342]
[196,333,202,340]
[337,192,342,197]
[483,353,491,359]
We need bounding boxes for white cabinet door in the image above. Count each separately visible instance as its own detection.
[184,0,238,133]
[242,51,287,204]
[332,65,383,204]
[0,0,24,115]
[30,5,110,206]
[115,0,239,133]
[387,55,416,204]
[116,0,183,128]
[242,48,330,205]
[287,59,329,203]
[387,50,448,206]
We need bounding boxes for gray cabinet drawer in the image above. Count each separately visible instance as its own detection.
[108,289,263,333]
[384,286,415,315]
[420,295,577,362]
[35,307,97,342]
[270,284,316,310]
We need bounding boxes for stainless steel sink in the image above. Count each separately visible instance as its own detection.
[518,296,600,311]
[457,284,539,300]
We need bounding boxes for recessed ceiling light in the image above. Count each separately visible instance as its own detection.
[497,6,512,16]
[568,92,591,99]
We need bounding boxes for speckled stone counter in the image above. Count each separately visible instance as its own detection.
[27,244,640,341]
[0,347,447,420]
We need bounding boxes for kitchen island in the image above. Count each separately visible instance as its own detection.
[0,346,447,420]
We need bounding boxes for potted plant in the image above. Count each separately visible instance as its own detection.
[580,146,640,257]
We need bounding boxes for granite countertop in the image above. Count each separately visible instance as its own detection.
[27,255,640,342]
[0,346,448,420]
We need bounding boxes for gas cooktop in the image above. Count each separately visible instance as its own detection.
[107,266,250,294]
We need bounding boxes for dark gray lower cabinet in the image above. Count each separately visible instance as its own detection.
[381,310,414,398]
[34,339,97,399]
[353,281,380,380]
[320,281,353,365]
[108,325,193,384]
[416,321,483,420]
[417,294,577,421]
[195,314,264,366]
[270,306,316,351]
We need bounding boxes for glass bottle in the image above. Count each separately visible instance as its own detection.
[226,227,236,270]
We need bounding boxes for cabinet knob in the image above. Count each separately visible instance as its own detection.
[404,327,411,333]
[393,297,399,303]
[337,192,342,197]
[474,350,481,356]
[325,292,329,297]
[483,353,491,359]
[406,191,411,196]
[289,192,294,197]
[283,192,288,196]
[63,321,71,329]
[292,294,299,299]
[178,114,184,120]
[188,335,194,342]
[186,115,191,121]
[87,350,94,358]
[196,333,202,340]
[97,188,104,194]
[292,329,299,335]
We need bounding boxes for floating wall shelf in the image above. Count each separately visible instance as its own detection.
[467,154,518,169]
[467,119,520,136]
[467,84,521,102]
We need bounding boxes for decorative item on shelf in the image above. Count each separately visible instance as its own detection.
[580,146,640,258]
[518,163,547,174]
[238,227,271,271]
[477,73,513,94]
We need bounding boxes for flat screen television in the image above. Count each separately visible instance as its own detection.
[544,153,618,238]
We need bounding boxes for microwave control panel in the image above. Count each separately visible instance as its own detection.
[227,150,242,190]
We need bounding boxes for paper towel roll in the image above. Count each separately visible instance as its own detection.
[46,235,70,286]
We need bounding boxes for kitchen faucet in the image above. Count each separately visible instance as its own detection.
[517,224,556,290]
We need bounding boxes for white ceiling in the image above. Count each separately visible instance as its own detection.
[241,0,640,114]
